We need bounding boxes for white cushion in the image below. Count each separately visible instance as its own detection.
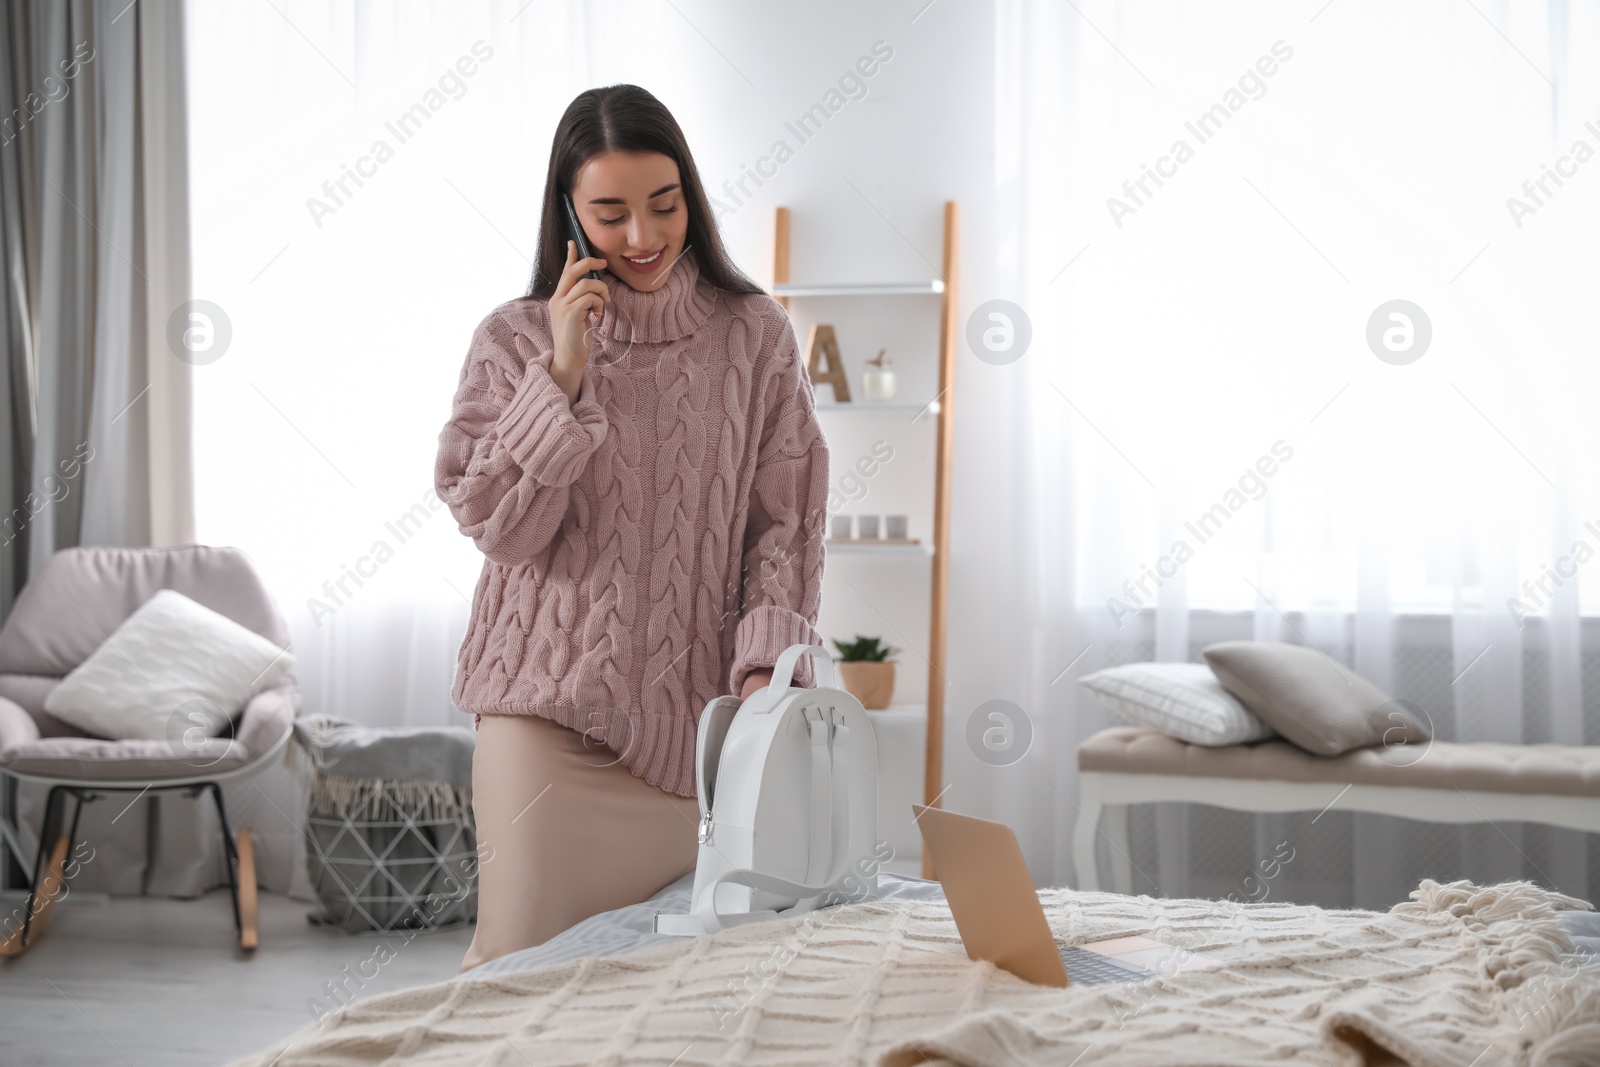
[1079,662,1275,747]
[43,589,295,742]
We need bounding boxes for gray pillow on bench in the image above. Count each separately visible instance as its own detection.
[1202,641,1430,757]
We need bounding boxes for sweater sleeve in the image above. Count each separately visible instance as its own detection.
[728,311,830,695]
[434,308,609,567]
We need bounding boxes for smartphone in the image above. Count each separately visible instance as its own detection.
[561,194,602,281]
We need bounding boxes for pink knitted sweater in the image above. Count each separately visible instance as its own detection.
[434,252,828,797]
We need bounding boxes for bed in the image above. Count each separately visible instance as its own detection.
[227,873,1600,1066]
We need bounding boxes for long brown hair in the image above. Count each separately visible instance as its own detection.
[526,85,763,300]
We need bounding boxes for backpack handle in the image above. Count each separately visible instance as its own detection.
[763,643,838,704]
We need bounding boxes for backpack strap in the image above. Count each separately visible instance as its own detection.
[653,910,712,936]
[714,707,856,930]
[751,645,838,713]
[655,870,826,936]
[804,707,834,885]
[700,867,846,929]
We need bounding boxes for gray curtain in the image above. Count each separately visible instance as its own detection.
[2,0,209,898]
[0,0,194,625]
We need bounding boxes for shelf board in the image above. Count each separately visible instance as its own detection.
[863,703,928,720]
[772,281,945,297]
[826,540,933,556]
[815,400,938,414]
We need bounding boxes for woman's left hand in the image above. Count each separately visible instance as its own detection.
[740,670,772,701]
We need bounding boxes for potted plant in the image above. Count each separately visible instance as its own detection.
[831,635,898,710]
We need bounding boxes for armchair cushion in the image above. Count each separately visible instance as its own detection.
[0,685,296,781]
[0,734,249,781]
[0,695,40,754]
[43,588,295,742]
[235,684,300,765]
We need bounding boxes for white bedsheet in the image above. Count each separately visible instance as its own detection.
[464,871,1599,980]
[463,871,949,977]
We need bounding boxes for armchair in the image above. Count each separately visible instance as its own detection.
[0,545,300,955]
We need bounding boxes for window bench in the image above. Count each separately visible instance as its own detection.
[1073,726,1600,893]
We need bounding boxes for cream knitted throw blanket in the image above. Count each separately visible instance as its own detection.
[229,880,1598,1067]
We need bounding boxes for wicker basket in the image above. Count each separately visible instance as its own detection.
[303,776,478,933]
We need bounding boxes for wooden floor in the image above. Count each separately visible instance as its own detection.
[0,887,475,1066]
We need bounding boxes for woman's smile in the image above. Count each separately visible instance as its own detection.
[620,247,666,275]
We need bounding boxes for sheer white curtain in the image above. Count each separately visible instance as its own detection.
[990,0,1600,907]
[185,0,1600,907]
[183,0,966,893]
[185,0,688,732]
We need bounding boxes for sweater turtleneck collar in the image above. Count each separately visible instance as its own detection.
[596,248,719,345]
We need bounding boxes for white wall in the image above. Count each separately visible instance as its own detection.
[189,0,1024,879]
[655,0,1017,811]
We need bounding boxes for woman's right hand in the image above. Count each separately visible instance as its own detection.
[549,240,610,403]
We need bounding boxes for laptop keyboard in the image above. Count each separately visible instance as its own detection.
[1059,945,1160,986]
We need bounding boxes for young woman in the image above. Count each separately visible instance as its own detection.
[435,85,829,971]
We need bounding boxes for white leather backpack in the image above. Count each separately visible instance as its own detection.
[653,643,878,936]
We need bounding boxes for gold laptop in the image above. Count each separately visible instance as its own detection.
[912,804,1218,988]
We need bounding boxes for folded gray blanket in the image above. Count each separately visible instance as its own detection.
[289,713,474,790]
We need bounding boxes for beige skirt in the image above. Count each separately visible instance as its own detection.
[459,711,699,972]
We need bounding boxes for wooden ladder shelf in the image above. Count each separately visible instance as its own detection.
[772,202,958,879]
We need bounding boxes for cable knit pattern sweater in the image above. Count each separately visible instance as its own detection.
[434,252,828,798]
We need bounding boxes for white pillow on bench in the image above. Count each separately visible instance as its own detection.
[1080,662,1275,747]
[43,588,295,742]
